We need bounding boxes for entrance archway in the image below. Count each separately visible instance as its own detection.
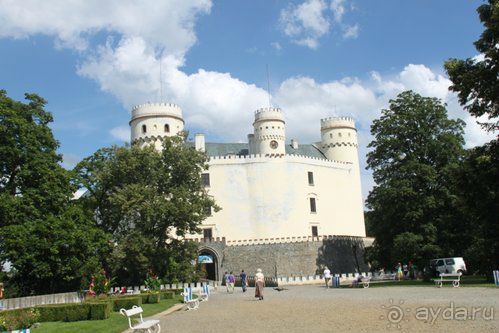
[198,248,219,281]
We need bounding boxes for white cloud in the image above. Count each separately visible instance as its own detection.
[0,0,212,55]
[110,126,131,142]
[330,0,346,23]
[279,0,331,49]
[271,42,282,51]
[343,23,359,39]
[278,0,359,49]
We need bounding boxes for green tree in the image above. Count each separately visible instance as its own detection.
[444,0,499,132]
[0,91,112,296]
[0,90,73,227]
[75,136,218,284]
[366,91,465,270]
[451,140,499,274]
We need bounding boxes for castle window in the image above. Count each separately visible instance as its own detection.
[204,204,212,216]
[164,124,170,133]
[272,126,274,129]
[330,133,333,138]
[153,124,157,130]
[310,198,317,213]
[339,132,342,137]
[202,173,210,187]
[142,125,147,133]
[308,171,314,186]
[348,132,351,137]
[266,126,268,129]
[203,228,213,240]
[311,226,318,237]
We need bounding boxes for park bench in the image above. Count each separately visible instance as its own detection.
[198,283,210,302]
[433,272,462,288]
[181,287,200,310]
[120,305,161,333]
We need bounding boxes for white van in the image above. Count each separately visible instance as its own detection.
[430,257,467,275]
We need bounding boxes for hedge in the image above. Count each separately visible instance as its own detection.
[111,296,142,312]
[0,308,39,331]
[37,303,88,322]
[147,292,160,303]
[160,291,174,300]
[86,301,112,320]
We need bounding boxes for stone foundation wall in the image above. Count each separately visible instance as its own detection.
[197,236,370,279]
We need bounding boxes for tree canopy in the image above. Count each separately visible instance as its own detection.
[444,0,499,132]
[0,91,110,296]
[366,91,465,269]
[74,137,218,284]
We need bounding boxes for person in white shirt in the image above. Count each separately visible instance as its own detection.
[323,266,331,288]
[255,268,265,300]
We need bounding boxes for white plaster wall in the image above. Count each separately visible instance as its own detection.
[191,155,366,240]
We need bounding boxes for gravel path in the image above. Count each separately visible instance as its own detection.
[159,285,498,332]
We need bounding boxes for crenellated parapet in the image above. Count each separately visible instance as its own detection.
[320,116,356,131]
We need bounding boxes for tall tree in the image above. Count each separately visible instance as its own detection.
[366,91,465,269]
[451,140,499,274]
[444,0,499,132]
[75,136,218,284]
[0,91,111,296]
[0,90,72,227]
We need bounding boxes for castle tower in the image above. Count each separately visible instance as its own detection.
[252,107,286,155]
[320,117,359,164]
[130,103,184,150]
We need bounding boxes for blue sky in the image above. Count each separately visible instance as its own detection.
[0,0,494,199]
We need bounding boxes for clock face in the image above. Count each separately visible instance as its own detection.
[270,140,278,149]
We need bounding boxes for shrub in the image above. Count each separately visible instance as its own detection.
[0,308,39,330]
[111,296,142,312]
[160,291,174,299]
[37,303,90,322]
[140,293,150,304]
[86,301,112,320]
[147,292,160,303]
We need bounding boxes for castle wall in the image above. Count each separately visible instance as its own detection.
[197,236,370,278]
[194,154,366,241]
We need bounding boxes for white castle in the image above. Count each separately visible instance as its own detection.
[130,103,366,244]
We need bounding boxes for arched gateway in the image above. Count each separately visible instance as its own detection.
[198,247,220,281]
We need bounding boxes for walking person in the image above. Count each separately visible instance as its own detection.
[396,263,403,281]
[323,266,331,288]
[240,270,248,292]
[223,271,230,292]
[255,268,265,300]
[228,271,235,293]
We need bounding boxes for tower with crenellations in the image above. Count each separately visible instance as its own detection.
[249,107,286,155]
[130,103,184,150]
[319,117,359,165]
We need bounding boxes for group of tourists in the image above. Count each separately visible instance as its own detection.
[395,261,417,280]
[223,268,265,300]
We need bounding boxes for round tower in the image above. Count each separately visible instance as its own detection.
[320,117,359,164]
[252,107,286,155]
[130,102,184,150]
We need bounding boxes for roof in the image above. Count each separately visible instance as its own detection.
[187,142,327,159]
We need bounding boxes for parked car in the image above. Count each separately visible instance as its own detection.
[430,257,467,275]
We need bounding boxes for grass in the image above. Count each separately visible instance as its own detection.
[347,275,496,288]
[31,296,183,333]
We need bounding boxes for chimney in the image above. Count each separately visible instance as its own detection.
[195,133,205,152]
[247,134,254,154]
[291,139,299,149]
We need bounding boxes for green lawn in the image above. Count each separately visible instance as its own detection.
[31,296,183,333]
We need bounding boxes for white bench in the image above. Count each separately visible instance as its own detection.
[181,287,200,310]
[198,284,210,302]
[120,305,161,333]
[434,273,462,288]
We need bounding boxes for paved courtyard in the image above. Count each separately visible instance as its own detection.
[158,285,498,332]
